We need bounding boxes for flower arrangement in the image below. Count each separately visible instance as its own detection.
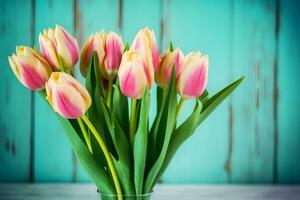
[8,25,243,199]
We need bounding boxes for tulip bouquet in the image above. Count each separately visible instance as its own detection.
[8,25,243,199]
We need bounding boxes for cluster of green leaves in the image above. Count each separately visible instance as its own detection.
[40,52,243,196]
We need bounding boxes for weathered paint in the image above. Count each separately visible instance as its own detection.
[0,0,34,182]
[230,0,276,183]
[278,0,300,183]
[33,0,75,182]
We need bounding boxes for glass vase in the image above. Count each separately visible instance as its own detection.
[97,191,152,200]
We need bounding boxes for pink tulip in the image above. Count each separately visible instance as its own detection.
[45,72,92,119]
[177,52,209,99]
[103,32,123,79]
[39,25,79,70]
[80,31,106,77]
[8,46,52,90]
[131,27,159,87]
[156,48,184,88]
[118,50,148,99]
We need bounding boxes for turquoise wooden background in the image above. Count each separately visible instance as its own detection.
[1,0,300,183]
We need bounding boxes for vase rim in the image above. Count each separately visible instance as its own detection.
[97,190,153,197]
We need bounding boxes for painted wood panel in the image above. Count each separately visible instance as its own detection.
[0,0,33,182]
[33,0,75,182]
[161,0,231,183]
[278,0,300,183]
[230,0,276,183]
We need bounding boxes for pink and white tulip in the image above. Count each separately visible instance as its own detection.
[39,25,79,70]
[45,72,92,119]
[156,48,184,88]
[103,32,123,79]
[8,46,52,90]
[80,31,106,76]
[177,52,209,99]
[131,27,159,87]
[118,50,148,99]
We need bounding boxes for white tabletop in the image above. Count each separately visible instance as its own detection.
[0,184,299,200]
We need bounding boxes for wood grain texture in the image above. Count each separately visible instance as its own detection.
[0,0,33,182]
[230,0,276,183]
[278,0,300,183]
[161,0,231,183]
[33,0,75,182]
[0,184,300,200]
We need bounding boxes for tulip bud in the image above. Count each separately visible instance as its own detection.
[177,52,209,99]
[132,27,160,71]
[45,72,92,119]
[80,31,106,77]
[8,46,52,90]
[131,27,159,87]
[156,48,184,88]
[39,25,79,70]
[103,32,123,79]
[118,50,147,99]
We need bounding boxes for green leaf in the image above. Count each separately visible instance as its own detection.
[112,83,129,137]
[198,89,209,103]
[156,86,165,114]
[153,76,244,187]
[37,91,115,194]
[99,97,135,195]
[57,115,115,194]
[133,91,150,195]
[144,68,177,193]
[147,86,167,168]
[198,76,244,126]
[86,52,117,160]
[123,41,130,53]
[153,100,203,188]
[111,121,135,195]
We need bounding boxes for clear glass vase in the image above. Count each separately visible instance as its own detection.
[97,191,152,200]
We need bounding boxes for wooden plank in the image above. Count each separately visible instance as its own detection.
[73,0,121,182]
[0,0,33,182]
[278,0,300,183]
[230,0,276,183]
[33,0,75,182]
[0,184,300,200]
[122,0,161,128]
[161,0,231,183]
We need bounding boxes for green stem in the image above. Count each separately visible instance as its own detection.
[58,56,66,73]
[106,79,113,108]
[77,118,93,153]
[129,99,137,142]
[81,115,123,200]
[175,97,185,123]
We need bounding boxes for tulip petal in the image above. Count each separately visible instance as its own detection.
[39,33,60,69]
[80,35,94,76]
[118,51,147,99]
[52,84,86,119]
[181,63,208,98]
[105,32,123,76]
[8,56,21,81]
[178,53,208,99]
[55,25,79,68]
[46,72,91,119]
[59,73,92,108]
[19,62,46,90]
[156,48,184,88]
